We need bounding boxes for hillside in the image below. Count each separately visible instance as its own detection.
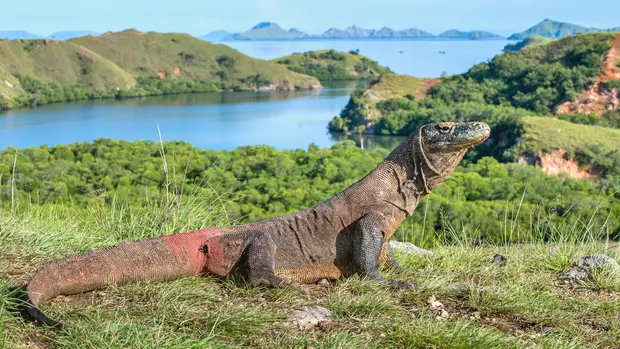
[508,19,620,40]
[273,50,390,81]
[329,74,436,132]
[503,36,553,52]
[0,39,136,89]
[70,30,317,86]
[330,33,618,134]
[0,30,321,110]
[555,34,620,115]
[514,117,620,179]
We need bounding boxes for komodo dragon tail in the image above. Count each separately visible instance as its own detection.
[18,227,222,328]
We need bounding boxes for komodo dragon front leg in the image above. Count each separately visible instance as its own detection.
[352,213,413,290]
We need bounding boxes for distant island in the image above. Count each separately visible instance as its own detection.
[202,22,504,41]
[508,19,620,40]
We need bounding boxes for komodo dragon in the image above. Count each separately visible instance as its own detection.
[15,121,490,328]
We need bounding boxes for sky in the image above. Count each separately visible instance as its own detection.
[2,0,619,37]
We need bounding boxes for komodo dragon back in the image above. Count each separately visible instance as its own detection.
[16,121,490,329]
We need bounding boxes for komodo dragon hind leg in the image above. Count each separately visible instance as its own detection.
[239,230,309,296]
[353,214,413,291]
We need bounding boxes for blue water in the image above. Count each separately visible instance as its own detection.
[0,40,512,151]
[226,39,511,78]
[0,89,343,150]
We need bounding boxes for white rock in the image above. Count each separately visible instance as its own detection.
[389,240,433,255]
[289,306,332,330]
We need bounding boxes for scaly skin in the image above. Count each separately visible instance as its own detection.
[18,121,490,328]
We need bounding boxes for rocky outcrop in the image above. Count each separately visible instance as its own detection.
[555,34,620,116]
[518,149,592,180]
[555,83,619,115]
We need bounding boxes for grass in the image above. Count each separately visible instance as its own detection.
[0,39,136,90]
[0,198,618,348]
[503,36,554,52]
[519,116,620,156]
[365,73,435,100]
[337,73,437,125]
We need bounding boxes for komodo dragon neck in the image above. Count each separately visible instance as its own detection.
[323,130,440,219]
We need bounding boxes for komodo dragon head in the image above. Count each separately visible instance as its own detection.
[408,121,490,193]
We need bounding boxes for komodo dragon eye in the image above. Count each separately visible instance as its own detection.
[436,122,454,134]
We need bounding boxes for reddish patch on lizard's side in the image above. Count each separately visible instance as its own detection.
[161,228,221,275]
[203,235,245,277]
[161,227,245,278]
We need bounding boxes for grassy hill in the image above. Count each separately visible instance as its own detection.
[329,74,436,132]
[0,30,320,111]
[273,49,391,81]
[0,39,136,89]
[503,36,553,52]
[70,30,318,88]
[518,117,620,157]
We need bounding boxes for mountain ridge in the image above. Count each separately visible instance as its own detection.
[508,19,620,40]
[213,22,502,41]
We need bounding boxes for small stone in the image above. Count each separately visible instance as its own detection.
[389,240,433,255]
[560,255,619,285]
[445,282,469,295]
[574,255,619,271]
[493,254,507,266]
[390,279,414,290]
[317,279,330,286]
[289,306,332,330]
[469,311,481,320]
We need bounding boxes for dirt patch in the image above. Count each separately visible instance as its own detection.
[417,79,438,100]
[173,66,182,75]
[538,149,592,179]
[1,92,11,100]
[157,71,167,79]
[556,34,620,115]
